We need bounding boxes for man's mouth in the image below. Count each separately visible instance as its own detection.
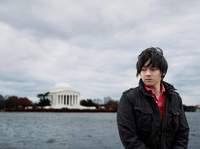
[145,79,152,81]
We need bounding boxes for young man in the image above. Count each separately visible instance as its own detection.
[117,47,189,149]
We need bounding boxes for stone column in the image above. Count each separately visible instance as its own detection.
[53,94,56,105]
[72,94,73,105]
[76,95,79,105]
[74,95,76,105]
[60,94,62,104]
[60,95,62,105]
[53,94,57,105]
[55,94,58,105]
[70,94,72,106]
[69,94,71,105]
[72,95,74,105]
[59,95,61,104]
[62,94,64,105]
[76,95,77,105]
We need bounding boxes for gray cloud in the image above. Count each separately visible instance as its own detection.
[0,0,200,105]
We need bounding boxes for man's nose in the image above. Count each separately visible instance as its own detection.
[145,69,151,75]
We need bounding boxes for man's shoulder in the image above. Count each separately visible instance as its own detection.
[165,87,183,104]
[119,87,139,105]
[171,90,182,101]
[122,87,139,97]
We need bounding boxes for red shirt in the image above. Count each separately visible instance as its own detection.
[144,84,166,119]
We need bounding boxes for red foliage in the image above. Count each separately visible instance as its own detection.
[18,97,32,107]
[5,96,32,109]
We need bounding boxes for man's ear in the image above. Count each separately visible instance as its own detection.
[162,73,165,78]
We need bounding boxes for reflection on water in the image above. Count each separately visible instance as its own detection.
[0,112,198,149]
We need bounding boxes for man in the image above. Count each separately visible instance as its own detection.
[117,47,189,149]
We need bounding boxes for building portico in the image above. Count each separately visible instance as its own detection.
[48,88,95,109]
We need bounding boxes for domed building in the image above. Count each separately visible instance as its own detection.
[47,88,95,109]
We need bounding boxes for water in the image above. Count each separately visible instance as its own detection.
[0,112,122,149]
[187,112,200,149]
[0,112,199,149]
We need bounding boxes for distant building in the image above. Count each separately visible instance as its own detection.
[48,88,95,109]
[93,98,104,105]
[104,96,113,104]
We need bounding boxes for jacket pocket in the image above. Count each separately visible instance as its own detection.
[134,107,153,132]
[167,111,180,131]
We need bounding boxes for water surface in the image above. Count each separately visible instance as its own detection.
[0,112,198,149]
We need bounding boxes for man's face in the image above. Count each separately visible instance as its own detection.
[139,61,162,87]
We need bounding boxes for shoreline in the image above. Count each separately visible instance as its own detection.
[1,109,117,113]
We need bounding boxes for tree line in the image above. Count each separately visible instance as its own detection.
[0,92,51,111]
[0,93,119,112]
[0,95,32,111]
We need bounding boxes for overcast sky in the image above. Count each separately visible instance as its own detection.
[0,0,199,105]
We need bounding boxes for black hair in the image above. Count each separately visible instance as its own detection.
[136,47,168,79]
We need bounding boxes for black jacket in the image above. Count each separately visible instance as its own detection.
[117,80,189,149]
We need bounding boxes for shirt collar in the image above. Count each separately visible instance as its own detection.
[144,83,166,95]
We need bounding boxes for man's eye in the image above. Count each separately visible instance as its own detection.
[151,68,158,71]
[141,68,147,71]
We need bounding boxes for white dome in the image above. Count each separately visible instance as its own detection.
[49,87,80,94]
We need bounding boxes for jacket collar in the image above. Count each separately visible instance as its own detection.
[138,79,176,96]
